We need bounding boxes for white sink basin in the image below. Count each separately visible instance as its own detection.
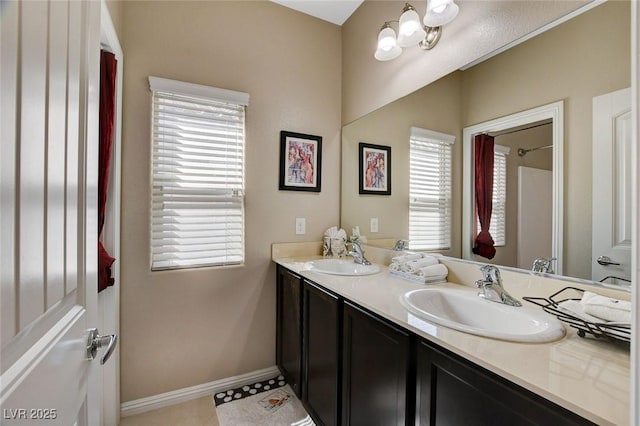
[309,259,380,276]
[402,287,565,343]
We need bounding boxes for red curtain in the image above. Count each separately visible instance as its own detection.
[472,134,496,259]
[98,50,117,292]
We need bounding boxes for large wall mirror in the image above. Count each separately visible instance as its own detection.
[341,0,631,284]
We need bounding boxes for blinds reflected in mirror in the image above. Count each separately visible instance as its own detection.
[409,128,455,251]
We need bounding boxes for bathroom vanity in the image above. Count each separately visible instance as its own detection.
[273,247,630,426]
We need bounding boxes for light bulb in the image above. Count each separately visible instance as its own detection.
[375,24,402,61]
[424,0,459,27]
[433,4,447,13]
[397,4,426,47]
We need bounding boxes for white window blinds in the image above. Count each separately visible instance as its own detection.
[149,77,249,270]
[409,128,455,251]
[476,145,509,247]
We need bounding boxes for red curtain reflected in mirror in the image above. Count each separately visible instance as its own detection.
[98,50,117,292]
[472,134,496,259]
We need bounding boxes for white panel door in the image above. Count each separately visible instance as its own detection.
[0,0,108,424]
[592,88,632,285]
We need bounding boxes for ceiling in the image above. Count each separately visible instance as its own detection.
[270,0,364,25]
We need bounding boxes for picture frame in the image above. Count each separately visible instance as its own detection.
[279,131,322,192]
[359,142,391,195]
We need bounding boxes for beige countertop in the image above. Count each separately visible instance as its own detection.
[273,253,630,426]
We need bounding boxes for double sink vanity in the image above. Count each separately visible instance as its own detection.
[272,243,630,425]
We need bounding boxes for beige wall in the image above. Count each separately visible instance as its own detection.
[340,1,630,280]
[120,1,341,401]
[341,0,591,124]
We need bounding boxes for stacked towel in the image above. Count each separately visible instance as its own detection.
[579,291,631,323]
[401,256,439,273]
[389,253,448,284]
[416,264,448,280]
[323,226,347,257]
[391,253,424,264]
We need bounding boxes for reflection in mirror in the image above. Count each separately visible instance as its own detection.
[462,102,563,275]
[340,1,630,284]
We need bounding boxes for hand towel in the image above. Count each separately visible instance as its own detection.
[350,226,367,244]
[557,300,602,323]
[401,256,439,273]
[323,227,347,256]
[324,226,347,240]
[579,291,631,323]
[416,263,448,279]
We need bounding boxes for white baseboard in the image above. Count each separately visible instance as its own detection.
[120,365,281,418]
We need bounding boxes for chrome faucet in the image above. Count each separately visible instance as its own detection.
[531,257,555,274]
[475,265,522,307]
[346,241,372,265]
[393,239,409,251]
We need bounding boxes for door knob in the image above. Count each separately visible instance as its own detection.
[86,328,118,365]
[596,255,621,266]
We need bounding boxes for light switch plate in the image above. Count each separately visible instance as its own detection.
[370,217,379,233]
[295,218,306,235]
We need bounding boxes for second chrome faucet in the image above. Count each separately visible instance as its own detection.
[346,241,372,265]
[475,265,522,307]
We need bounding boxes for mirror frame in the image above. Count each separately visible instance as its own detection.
[462,101,564,274]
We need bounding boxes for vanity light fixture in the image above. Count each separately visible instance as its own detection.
[375,0,459,61]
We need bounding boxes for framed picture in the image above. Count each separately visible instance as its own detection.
[279,131,322,192]
[359,142,391,195]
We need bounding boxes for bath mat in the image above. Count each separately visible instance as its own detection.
[214,384,314,426]
[214,375,287,406]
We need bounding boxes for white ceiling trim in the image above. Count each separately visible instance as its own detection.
[270,0,364,25]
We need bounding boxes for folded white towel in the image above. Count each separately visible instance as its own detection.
[580,291,631,323]
[401,256,439,273]
[391,253,423,265]
[416,263,448,279]
[389,263,402,272]
[557,300,602,323]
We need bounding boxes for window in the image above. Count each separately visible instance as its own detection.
[409,127,455,251]
[476,145,509,247]
[490,145,509,246]
[149,77,249,270]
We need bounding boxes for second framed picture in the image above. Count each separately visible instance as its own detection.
[359,142,391,195]
[279,131,322,192]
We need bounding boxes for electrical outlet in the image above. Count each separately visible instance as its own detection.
[370,217,379,233]
[295,218,306,235]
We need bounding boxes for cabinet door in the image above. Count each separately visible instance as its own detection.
[276,266,302,397]
[303,280,341,426]
[342,302,411,426]
[415,340,595,426]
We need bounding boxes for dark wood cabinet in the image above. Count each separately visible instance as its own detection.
[415,340,595,426]
[275,266,594,426]
[302,280,341,426]
[276,266,303,397]
[342,301,412,426]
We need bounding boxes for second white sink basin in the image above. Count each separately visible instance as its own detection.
[309,259,380,276]
[402,287,565,343]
